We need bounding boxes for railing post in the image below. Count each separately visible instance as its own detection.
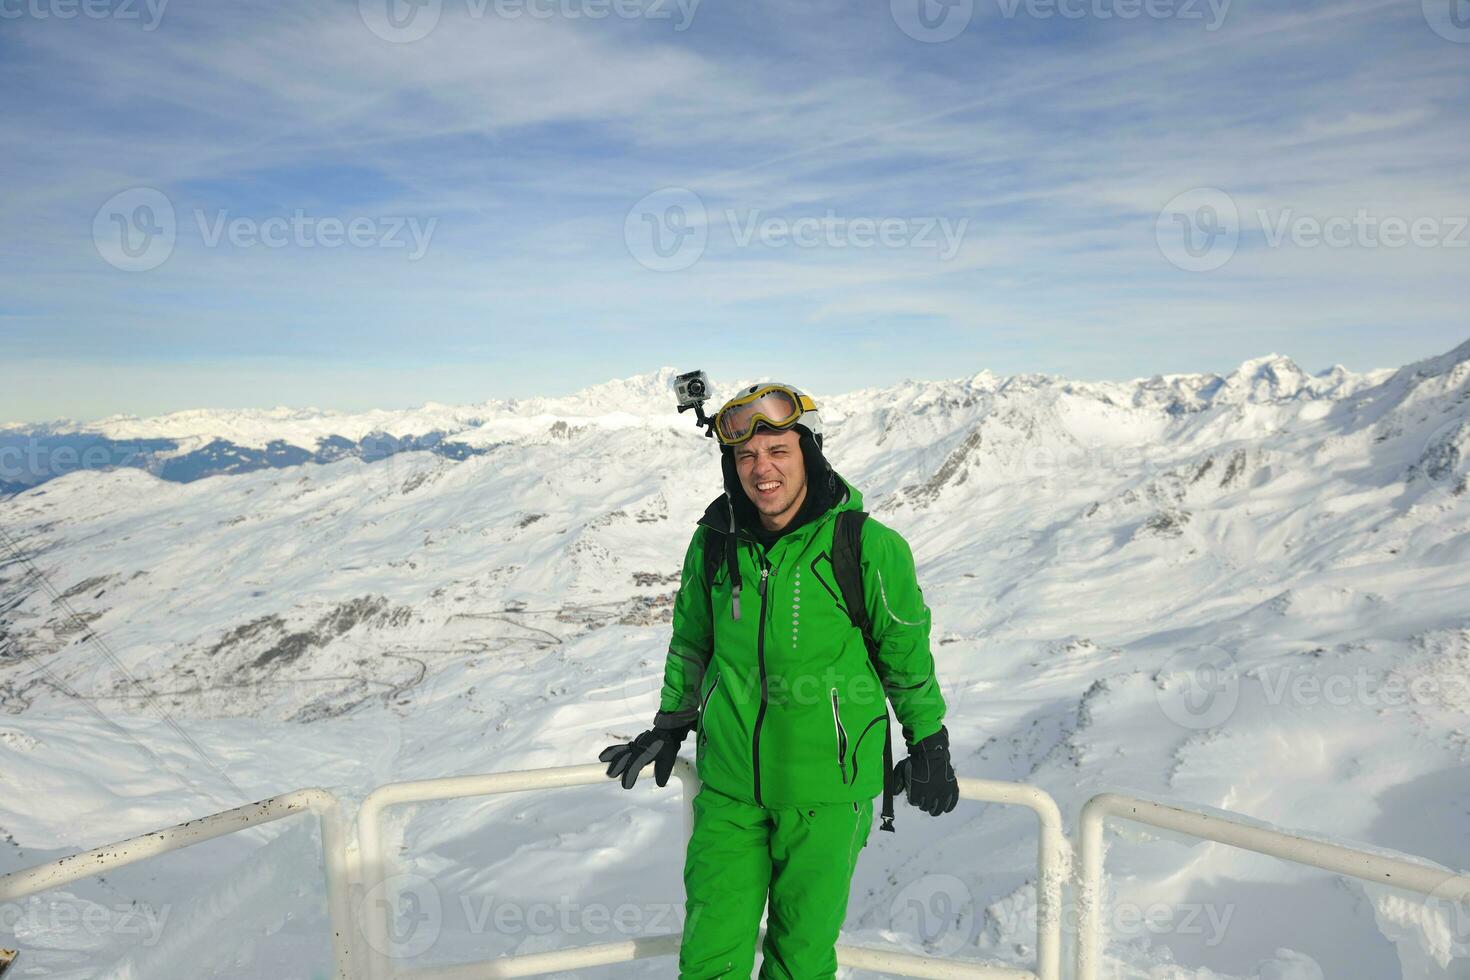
[953,778,1065,980]
[0,789,355,979]
[1076,792,1470,980]
[354,758,701,980]
[1076,794,1109,980]
[315,793,357,980]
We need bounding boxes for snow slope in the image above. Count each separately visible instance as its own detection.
[1,343,1468,978]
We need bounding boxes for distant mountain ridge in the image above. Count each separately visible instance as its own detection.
[1,353,1404,441]
[0,351,1425,496]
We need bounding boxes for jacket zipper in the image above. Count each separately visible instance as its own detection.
[752,547,771,806]
[831,687,849,784]
[698,673,721,746]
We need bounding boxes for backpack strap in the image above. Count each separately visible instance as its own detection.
[700,494,744,620]
[831,510,898,833]
[702,525,726,591]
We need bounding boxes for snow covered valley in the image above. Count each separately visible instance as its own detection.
[2,343,1469,979]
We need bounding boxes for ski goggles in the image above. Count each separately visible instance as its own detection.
[713,384,817,446]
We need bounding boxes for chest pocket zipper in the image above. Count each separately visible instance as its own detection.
[831,687,848,783]
[699,673,722,746]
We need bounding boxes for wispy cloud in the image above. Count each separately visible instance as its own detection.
[1,0,1466,421]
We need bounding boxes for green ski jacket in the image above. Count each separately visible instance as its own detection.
[656,475,946,807]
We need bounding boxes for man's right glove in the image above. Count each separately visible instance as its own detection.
[892,725,959,816]
[598,719,693,789]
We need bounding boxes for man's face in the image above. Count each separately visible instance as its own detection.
[734,427,808,530]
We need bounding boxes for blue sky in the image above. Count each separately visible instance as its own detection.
[1,0,1467,422]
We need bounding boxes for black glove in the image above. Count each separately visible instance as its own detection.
[892,725,958,816]
[599,720,693,789]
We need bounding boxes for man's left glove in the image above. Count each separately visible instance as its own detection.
[892,725,959,816]
[599,718,694,789]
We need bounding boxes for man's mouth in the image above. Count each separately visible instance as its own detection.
[756,480,781,496]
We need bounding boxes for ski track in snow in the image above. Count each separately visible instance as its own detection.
[2,344,1469,978]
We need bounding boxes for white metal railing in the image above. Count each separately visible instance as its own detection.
[951,775,1065,980]
[7,775,1470,978]
[352,760,700,980]
[1076,792,1470,980]
[0,788,354,979]
[359,758,1065,980]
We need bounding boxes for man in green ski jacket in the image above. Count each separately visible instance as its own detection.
[600,381,958,979]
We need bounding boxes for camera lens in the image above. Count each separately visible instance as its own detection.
[688,380,706,397]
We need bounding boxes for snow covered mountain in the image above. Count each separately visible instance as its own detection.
[0,367,705,495]
[0,359,1393,495]
[1,342,1467,978]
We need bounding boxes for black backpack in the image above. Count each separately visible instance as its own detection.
[701,510,899,832]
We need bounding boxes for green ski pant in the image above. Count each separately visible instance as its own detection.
[678,784,874,979]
